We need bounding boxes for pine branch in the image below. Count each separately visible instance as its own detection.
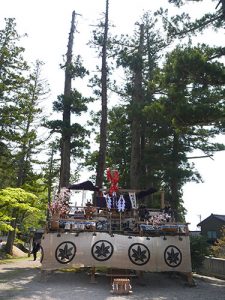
[168,12,223,39]
[187,155,214,159]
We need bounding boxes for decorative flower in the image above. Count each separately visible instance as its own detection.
[49,188,71,218]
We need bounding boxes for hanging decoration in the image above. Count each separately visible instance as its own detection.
[128,192,137,209]
[106,168,119,195]
[117,195,125,212]
[106,194,112,209]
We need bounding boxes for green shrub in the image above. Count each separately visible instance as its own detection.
[0,246,13,260]
[190,235,211,271]
[211,227,225,258]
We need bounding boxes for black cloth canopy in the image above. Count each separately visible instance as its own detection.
[136,187,157,199]
[68,181,157,197]
[68,180,99,191]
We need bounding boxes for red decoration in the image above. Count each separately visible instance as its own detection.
[106,168,119,195]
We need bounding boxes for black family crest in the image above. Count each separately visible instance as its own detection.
[91,240,113,261]
[164,245,182,267]
[128,243,150,265]
[55,241,76,264]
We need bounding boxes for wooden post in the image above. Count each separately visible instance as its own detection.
[109,212,112,234]
[90,267,97,283]
[160,190,165,209]
[119,212,122,231]
[185,272,196,287]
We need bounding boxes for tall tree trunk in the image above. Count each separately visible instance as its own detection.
[130,24,144,189]
[60,11,76,188]
[142,27,155,188]
[170,132,180,221]
[5,211,17,255]
[95,0,109,189]
[47,145,55,221]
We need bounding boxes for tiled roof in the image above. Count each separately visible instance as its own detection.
[197,214,225,226]
[213,214,225,222]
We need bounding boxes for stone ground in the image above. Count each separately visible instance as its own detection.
[0,259,225,300]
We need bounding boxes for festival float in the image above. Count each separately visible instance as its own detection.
[40,168,193,287]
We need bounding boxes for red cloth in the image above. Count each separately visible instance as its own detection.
[106,168,119,195]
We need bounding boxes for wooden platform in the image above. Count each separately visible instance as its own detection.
[111,278,132,295]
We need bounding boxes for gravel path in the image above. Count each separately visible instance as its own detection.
[0,258,225,300]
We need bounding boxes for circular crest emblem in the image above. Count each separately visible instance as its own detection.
[91,240,113,261]
[128,243,150,266]
[55,241,76,264]
[164,245,182,268]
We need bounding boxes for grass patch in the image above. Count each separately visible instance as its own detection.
[0,255,31,265]
[59,267,81,273]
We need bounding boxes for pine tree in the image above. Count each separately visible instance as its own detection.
[14,60,49,187]
[0,18,29,188]
[96,0,109,189]
[115,12,166,189]
[143,44,225,219]
[0,19,50,252]
[47,12,90,189]
[104,8,225,220]
[164,0,225,38]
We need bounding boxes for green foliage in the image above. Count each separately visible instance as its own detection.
[106,105,131,187]
[154,44,225,140]
[211,226,225,258]
[0,18,28,95]
[0,142,17,188]
[48,88,91,169]
[142,43,225,218]
[0,18,28,139]
[0,19,49,189]
[60,55,89,79]
[165,0,225,38]
[0,249,13,260]
[42,141,60,193]
[0,18,50,254]
[190,235,211,271]
[0,187,39,232]
[91,6,225,221]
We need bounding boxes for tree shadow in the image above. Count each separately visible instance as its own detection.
[0,267,225,300]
